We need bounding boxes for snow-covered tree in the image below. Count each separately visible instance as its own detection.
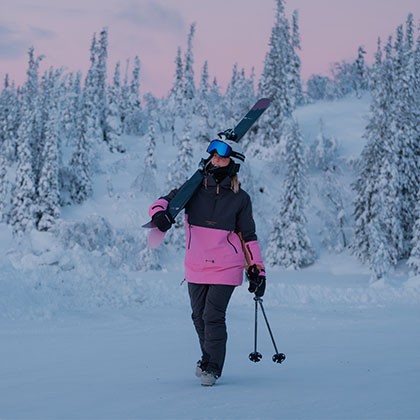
[69,77,95,204]
[309,119,339,171]
[0,145,7,222]
[37,69,61,231]
[132,113,158,196]
[291,10,304,105]
[104,62,124,152]
[124,56,142,135]
[317,168,347,253]
[61,71,83,147]
[167,118,194,190]
[305,75,334,101]
[184,23,196,103]
[408,195,420,275]
[330,61,357,98]
[9,47,42,234]
[170,47,184,104]
[265,118,314,269]
[225,65,256,126]
[392,18,419,256]
[167,47,186,144]
[194,60,212,139]
[352,38,393,265]
[354,46,368,97]
[165,118,196,250]
[0,75,20,162]
[251,0,302,159]
[96,28,109,143]
[352,16,419,278]
[9,102,37,234]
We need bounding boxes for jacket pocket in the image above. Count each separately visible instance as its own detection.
[227,232,239,254]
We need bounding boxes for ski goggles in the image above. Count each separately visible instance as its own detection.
[206,139,232,158]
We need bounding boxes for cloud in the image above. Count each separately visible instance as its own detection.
[0,24,28,59]
[28,26,56,40]
[115,0,186,33]
[0,21,56,60]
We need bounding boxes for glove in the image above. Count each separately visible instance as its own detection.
[247,264,266,297]
[152,211,173,232]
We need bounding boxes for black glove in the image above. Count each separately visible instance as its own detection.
[152,211,173,232]
[247,264,266,297]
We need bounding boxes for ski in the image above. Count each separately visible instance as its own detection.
[219,97,271,143]
[142,161,206,228]
[143,98,271,246]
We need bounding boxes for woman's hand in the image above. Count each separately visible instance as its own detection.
[247,264,266,297]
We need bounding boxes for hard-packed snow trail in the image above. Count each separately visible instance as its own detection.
[0,297,419,420]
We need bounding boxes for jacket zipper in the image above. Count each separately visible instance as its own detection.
[187,224,192,249]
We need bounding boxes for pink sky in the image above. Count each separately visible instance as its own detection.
[0,0,418,97]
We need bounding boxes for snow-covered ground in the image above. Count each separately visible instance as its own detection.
[1,96,419,419]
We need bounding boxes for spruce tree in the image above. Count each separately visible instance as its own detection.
[61,72,82,147]
[9,101,37,234]
[318,168,347,252]
[167,118,194,190]
[167,47,185,144]
[225,65,256,125]
[408,194,420,274]
[265,118,314,269]
[354,46,368,97]
[291,10,304,105]
[0,76,19,162]
[70,78,94,203]
[393,18,419,256]
[0,145,7,222]
[96,28,109,142]
[352,17,418,278]
[124,56,142,135]
[9,47,42,234]
[105,62,124,152]
[310,119,338,171]
[352,38,391,265]
[194,61,213,142]
[184,23,196,103]
[84,31,102,145]
[37,69,61,231]
[254,0,301,158]
[166,119,195,250]
[132,113,158,196]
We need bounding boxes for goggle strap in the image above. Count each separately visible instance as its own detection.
[231,151,245,161]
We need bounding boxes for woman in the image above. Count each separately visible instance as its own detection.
[148,138,266,386]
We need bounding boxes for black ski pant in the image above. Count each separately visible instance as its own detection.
[188,283,235,377]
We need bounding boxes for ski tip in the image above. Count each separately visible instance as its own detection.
[147,228,166,249]
[255,98,271,108]
[142,220,156,229]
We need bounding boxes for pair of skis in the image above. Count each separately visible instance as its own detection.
[143,98,271,248]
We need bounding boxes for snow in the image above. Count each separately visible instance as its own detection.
[1,95,420,419]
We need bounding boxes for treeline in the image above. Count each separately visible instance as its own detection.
[0,28,143,233]
[0,0,418,279]
[352,14,420,278]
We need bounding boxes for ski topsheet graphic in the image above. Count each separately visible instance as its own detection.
[144,98,271,247]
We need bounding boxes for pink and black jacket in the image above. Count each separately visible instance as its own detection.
[149,174,265,286]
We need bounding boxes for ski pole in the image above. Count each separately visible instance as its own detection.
[255,297,286,364]
[249,297,262,362]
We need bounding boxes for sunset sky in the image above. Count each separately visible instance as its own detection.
[0,0,419,97]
